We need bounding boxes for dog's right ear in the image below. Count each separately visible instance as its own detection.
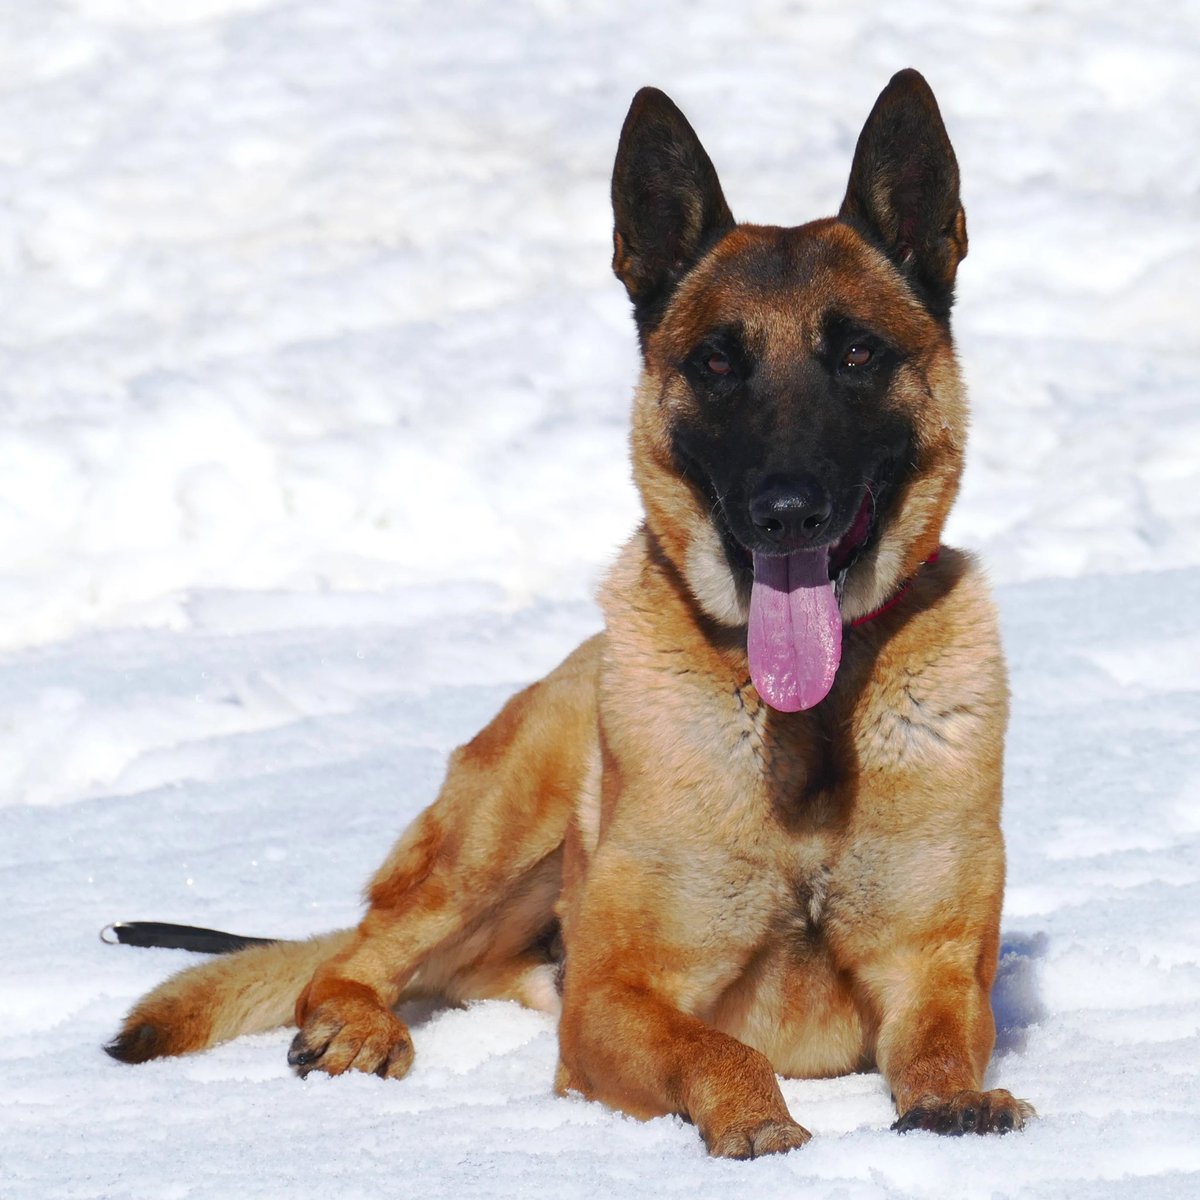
[612,88,734,339]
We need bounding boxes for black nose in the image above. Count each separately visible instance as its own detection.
[749,478,833,545]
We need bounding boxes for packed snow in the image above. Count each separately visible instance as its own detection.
[2,1,1198,1197]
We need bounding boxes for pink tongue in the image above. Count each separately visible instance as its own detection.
[748,549,842,712]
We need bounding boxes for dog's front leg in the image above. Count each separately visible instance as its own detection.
[557,973,810,1159]
[555,836,811,1160]
[863,940,1036,1135]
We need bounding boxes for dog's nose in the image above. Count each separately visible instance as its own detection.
[749,479,833,545]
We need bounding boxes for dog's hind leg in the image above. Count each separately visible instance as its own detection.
[287,635,600,1079]
[442,953,561,1013]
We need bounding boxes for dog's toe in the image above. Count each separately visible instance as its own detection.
[708,1117,811,1159]
[893,1089,1036,1136]
[288,1000,413,1081]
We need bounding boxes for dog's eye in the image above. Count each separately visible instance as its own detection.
[841,344,873,369]
[706,352,733,376]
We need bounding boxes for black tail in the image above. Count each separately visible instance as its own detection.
[101,921,277,955]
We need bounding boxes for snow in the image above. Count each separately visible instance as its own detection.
[1,0,1198,1196]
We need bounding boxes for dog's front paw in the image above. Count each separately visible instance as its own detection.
[287,995,414,1081]
[893,1088,1036,1135]
[706,1117,812,1160]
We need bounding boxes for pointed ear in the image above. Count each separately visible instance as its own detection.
[612,88,735,337]
[839,69,967,322]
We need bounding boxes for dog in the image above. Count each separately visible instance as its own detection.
[106,69,1034,1157]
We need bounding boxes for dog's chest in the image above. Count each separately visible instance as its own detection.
[724,691,863,936]
[730,682,843,810]
[712,844,869,1077]
[787,851,833,938]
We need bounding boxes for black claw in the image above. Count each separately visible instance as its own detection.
[287,1033,326,1071]
[895,1095,1028,1138]
[892,1109,927,1134]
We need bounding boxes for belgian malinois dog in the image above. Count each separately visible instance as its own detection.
[107,69,1034,1156]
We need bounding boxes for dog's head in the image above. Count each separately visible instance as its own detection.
[612,70,969,712]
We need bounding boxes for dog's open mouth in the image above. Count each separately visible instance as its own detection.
[828,485,876,599]
[742,486,876,714]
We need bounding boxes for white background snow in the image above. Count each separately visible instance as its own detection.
[2,1,1198,1196]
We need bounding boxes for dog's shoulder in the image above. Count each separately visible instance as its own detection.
[847,546,1008,795]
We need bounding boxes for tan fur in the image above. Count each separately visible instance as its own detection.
[109,74,1033,1155]
[108,930,355,1062]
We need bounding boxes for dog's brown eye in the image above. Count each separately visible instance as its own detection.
[707,352,732,375]
[842,345,873,369]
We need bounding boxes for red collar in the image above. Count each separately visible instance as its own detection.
[849,547,941,628]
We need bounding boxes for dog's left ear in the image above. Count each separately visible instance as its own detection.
[839,69,967,322]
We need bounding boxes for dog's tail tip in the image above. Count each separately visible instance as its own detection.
[104,1021,171,1064]
[104,988,215,1064]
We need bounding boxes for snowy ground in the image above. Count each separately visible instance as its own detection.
[2,1,1199,1197]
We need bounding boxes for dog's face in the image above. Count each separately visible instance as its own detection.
[612,71,969,711]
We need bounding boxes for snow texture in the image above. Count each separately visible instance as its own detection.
[2,1,1199,1197]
